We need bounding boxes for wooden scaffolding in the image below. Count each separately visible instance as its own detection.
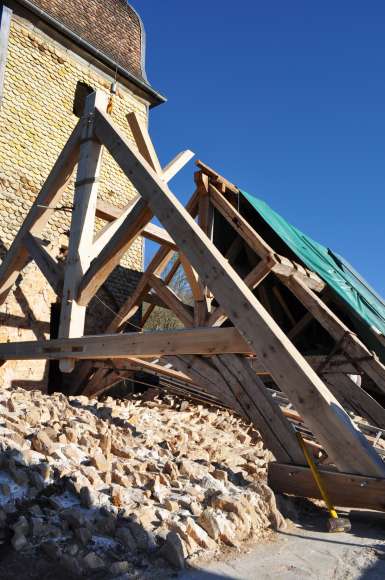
[1,90,385,511]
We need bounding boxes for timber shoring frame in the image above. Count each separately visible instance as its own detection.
[1,90,385,503]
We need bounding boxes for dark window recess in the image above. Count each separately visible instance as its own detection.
[73,81,94,117]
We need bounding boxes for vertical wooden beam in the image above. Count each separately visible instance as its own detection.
[58,91,108,373]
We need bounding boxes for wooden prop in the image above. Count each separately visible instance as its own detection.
[2,89,385,489]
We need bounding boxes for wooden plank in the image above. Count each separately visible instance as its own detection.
[95,199,177,249]
[195,173,214,324]
[287,311,313,340]
[211,354,304,464]
[126,111,162,173]
[139,192,200,328]
[281,274,385,396]
[58,91,108,373]
[142,222,177,249]
[272,285,296,326]
[0,120,82,303]
[77,198,152,306]
[162,150,194,182]
[164,354,243,410]
[94,107,385,477]
[179,253,203,302]
[0,327,252,360]
[209,258,273,327]
[23,234,63,294]
[95,199,121,221]
[149,274,194,327]
[209,183,272,259]
[90,357,193,385]
[92,195,141,259]
[268,462,385,512]
[150,274,194,326]
[196,160,239,195]
[324,373,385,429]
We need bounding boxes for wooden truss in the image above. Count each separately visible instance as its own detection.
[2,90,385,509]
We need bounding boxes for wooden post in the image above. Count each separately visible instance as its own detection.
[58,90,108,372]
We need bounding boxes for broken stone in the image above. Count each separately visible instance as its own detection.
[198,508,237,545]
[164,499,179,513]
[11,531,27,551]
[115,526,137,551]
[185,517,217,551]
[31,430,56,455]
[75,526,92,545]
[61,444,84,463]
[31,517,44,538]
[0,482,10,496]
[212,468,228,482]
[80,485,97,508]
[159,531,185,569]
[83,551,104,571]
[12,515,29,536]
[91,450,109,472]
[110,561,130,575]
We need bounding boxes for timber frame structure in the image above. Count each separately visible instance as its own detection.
[2,90,385,511]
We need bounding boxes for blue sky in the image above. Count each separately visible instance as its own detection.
[132,1,385,295]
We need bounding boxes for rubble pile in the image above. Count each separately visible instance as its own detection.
[0,385,285,577]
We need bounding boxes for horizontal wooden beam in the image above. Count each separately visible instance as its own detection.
[95,199,121,221]
[143,222,177,249]
[268,462,385,512]
[0,327,252,360]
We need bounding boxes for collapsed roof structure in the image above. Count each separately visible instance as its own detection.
[1,89,385,512]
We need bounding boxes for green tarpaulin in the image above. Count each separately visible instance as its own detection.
[240,190,385,357]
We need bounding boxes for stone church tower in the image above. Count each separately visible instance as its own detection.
[0,0,165,389]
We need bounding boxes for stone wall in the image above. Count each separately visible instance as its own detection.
[0,15,150,390]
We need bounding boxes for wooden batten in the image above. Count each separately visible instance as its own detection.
[58,91,108,373]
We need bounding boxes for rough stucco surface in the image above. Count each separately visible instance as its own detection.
[25,0,145,80]
[0,16,148,390]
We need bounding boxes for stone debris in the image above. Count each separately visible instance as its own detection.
[0,385,285,576]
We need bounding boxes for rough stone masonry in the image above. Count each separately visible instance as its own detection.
[0,385,286,577]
